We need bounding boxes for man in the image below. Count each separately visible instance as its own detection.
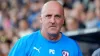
[65,16,79,31]
[92,48,100,56]
[9,1,82,56]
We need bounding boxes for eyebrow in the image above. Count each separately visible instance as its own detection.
[44,14,62,18]
[46,14,52,17]
[55,14,61,17]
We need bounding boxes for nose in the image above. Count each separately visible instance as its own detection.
[50,17,55,24]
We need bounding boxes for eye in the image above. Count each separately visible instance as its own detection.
[55,15,61,19]
[45,15,52,19]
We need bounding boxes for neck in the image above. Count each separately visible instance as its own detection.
[41,30,61,41]
[48,33,61,41]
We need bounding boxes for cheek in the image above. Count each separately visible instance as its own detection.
[58,19,64,25]
[42,20,49,27]
[57,20,64,28]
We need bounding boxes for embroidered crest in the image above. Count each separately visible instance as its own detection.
[62,50,69,56]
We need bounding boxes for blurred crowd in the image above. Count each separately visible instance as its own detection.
[0,0,100,56]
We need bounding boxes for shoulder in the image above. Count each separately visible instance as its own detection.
[62,33,77,44]
[19,30,40,42]
[14,30,40,48]
[62,33,83,56]
[92,48,100,56]
[61,33,80,49]
[8,30,41,56]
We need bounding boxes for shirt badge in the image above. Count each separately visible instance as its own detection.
[62,50,69,56]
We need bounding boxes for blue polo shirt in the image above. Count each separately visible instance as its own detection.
[8,30,82,56]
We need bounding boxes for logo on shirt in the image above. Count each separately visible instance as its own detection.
[62,50,69,56]
[33,47,41,53]
[49,49,55,54]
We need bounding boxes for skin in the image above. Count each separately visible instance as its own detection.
[40,1,64,41]
[66,17,79,31]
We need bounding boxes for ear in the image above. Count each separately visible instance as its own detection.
[62,17,65,25]
[39,16,42,24]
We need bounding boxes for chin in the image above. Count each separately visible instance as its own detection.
[47,28,60,34]
[48,30,58,35]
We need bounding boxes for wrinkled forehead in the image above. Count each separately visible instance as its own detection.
[41,1,64,16]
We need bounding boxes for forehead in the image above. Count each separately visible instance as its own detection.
[44,7,63,15]
[41,1,64,16]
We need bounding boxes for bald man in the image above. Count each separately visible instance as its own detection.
[8,1,82,56]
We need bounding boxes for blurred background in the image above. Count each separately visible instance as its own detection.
[0,0,100,56]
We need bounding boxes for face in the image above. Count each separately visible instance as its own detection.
[87,11,95,20]
[19,20,28,30]
[40,5,64,35]
[95,8,100,18]
[66,18,78,31]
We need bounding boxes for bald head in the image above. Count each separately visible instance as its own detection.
[40,1,65,39]
[41,1,64,17]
